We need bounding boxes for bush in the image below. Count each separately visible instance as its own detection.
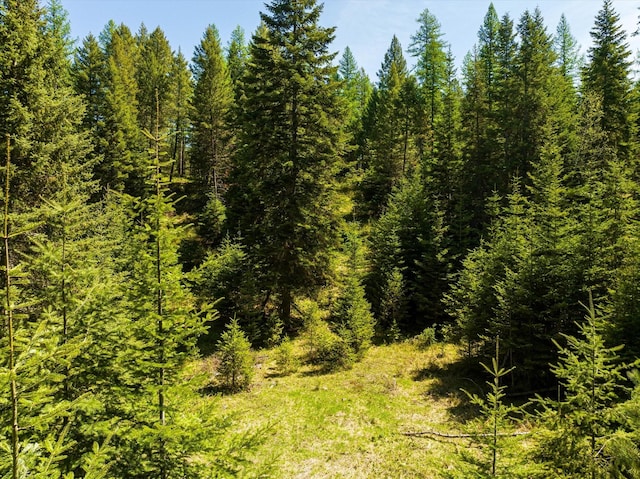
[414,327,437,349]
[315,335,354,372]
[304,315,354,371]
[332,275,375,359]
[216,318,253,391]
[275,338,300,376]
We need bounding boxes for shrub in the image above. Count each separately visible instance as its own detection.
[414,326,437,349]
[332,275,375,358]
[216,318,253,391]
[275,337,300,376]
[304,315,354,371]
[315,335,354,372]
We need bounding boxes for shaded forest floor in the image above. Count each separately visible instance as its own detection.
[203,341,486,478]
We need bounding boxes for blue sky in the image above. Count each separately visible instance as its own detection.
[62,0,640,79]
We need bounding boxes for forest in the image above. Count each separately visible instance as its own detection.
[1,0,640,476]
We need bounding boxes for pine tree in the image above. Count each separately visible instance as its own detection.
[432,48,465,262]
[0,0,93,210]
[452,338,540,478]
[332,234,374,358]
[459,47,491,244]
[226,0,344,329]
[190,24,234,197]
[535,294,627,478]
[0,135,95,479]
[337,46,372,134]
[582,0,634,161]
[367,171,448,334]
[216,318,253,391]
[409,8,447,135]
[358,36,421,217]
[168,49,192,180]
[136,27,175,147]
[100,23,145,194]
[43,0,73,80]
[72,34,107,151]
[226,25,248,90]
[554,13,582,83]
[112,92,209,478]
[512,8,557,182]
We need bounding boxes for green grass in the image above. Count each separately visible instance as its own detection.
[205,340,474,478]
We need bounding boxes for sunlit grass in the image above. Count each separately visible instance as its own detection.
[206,340,469,478]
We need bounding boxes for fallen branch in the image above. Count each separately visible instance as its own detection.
[403,430,531,439]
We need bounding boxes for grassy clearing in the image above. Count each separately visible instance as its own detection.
[204,340,478,478]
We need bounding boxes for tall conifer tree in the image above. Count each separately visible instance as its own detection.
[100,24,145,195]
[409,8,447,135]
[583,0,634,161]
[190,24,234,196]
[226,25,248,91]
[227,0,344,328]
[359,36,421,217]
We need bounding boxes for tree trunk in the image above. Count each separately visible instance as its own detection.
[280,288,292,330]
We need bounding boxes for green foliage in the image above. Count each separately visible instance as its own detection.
[378,267,405,342]
[409,8,447,132]
[275,337,300,376]
[302,304,354,372]
[100,23,145,194]
[189,236,265,345]
[226,25,248,90]
[534,294,629,478]
[337,46,372,132]
[333,274,375,359]
[216,318,254,392]
[226,0,344,328]
[358,36,420,218]
[4,3,640,477]
[452,338,541,478]
[582,0,633,160]
[554,13,582,82]
[190,24,234,193]
[367,171,448,334]
[414,327,437,349]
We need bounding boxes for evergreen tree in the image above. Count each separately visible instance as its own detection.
[377,34,407,90]
[451,338,540,478]
[332,234,374,358]
[216,318,253,391]
[0,0,92,209]
[136,27,175,147]
[459,47,492,243]
[72,34,107,154]
[226,0,344,329]
[582,0,634,161]
[168,49,192,180]
[432,48,465,262]
[190,24,234,197]
[358,36,421,217]
[226,25,248,90]
[100,23,145,195]
[478,3,500,107]
[337,46,372,134]
[109,92,209,478]
[554,13,581,83]
[512,8,557,181]
[367,171,448,334]
[43,0,73,80]
[409,8,447,134]
[535,295,628,478]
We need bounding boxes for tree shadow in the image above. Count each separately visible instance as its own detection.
[412,354,485,422]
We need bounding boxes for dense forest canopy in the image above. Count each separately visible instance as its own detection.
[2,0,640,477]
